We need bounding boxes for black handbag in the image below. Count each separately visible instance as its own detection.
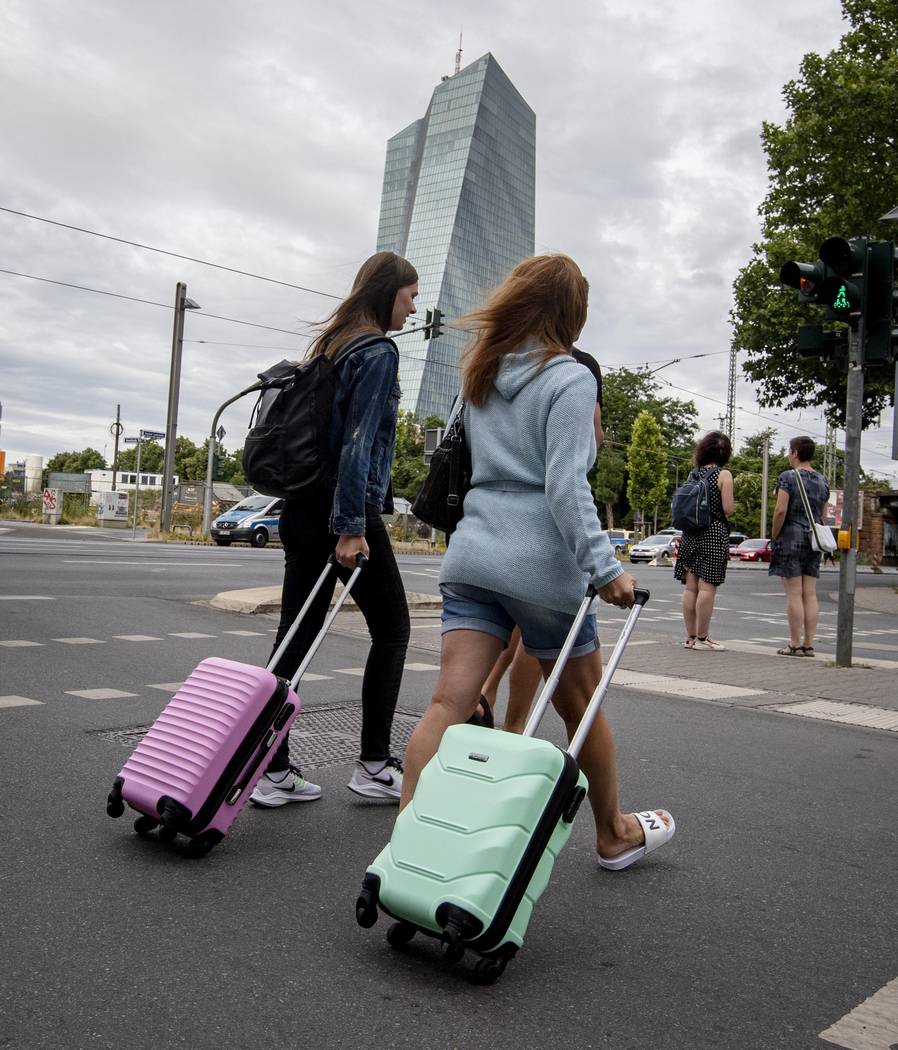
[410,402,471,535]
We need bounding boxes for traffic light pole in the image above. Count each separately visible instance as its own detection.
[835,328,865,668]
[201,381,263,536]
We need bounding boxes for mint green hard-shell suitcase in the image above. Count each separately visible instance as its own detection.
[356,587,650,984]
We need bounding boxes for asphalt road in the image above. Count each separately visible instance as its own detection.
[1,521,896,1050]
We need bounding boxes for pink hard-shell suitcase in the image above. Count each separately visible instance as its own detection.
[106,554,362,856]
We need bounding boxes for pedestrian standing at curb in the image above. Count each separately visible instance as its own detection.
[250,252,417,807]
[769,435,830,657]
[474,347,604,732]
[401,254,675,871]
[674,431,735,650]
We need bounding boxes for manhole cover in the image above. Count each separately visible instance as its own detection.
[92,702,421,771]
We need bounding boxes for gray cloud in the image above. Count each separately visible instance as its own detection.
[1,0,894,481]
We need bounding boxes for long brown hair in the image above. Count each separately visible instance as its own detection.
[460,255,589,406]
[308,251,418,359]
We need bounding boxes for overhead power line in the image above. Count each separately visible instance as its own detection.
[0,205,344,300]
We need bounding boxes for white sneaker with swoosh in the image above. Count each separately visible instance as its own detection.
[347,757,403,801]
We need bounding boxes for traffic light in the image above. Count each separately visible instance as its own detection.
[781,236,898,364]
[861,239,896,365]
[423,308,444,339]
[817,236,866,324]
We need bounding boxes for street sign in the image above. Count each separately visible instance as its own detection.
[216,426,226,442]
[142,430,165,441]
[123,437,139,444]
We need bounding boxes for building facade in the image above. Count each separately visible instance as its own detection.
[377,52,535,421]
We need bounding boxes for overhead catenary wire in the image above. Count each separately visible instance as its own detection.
[0,205,344,301]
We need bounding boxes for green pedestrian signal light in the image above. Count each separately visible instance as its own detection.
[833,285,850,310]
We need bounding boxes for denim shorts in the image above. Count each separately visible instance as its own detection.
[440,583,598,660]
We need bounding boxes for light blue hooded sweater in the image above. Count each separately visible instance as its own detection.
[439,347,624,614]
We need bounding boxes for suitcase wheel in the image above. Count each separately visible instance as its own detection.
[473,955,507,986]
[184,830,224,859]
[157,826,178,844]
[440,924,465,965]
[133,815,159,836]
[355,888,378,929]
[386,921,416,949]
[106,777,125,818]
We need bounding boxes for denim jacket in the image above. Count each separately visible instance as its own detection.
[328,338,400,536]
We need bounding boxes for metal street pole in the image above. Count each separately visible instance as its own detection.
[760,434,770,538]
[160,283,200,534]
[201,381,263,536]
[110,404,122,490]
[836,328,865,668]
[131,434,144,538]
[892,361,898,460]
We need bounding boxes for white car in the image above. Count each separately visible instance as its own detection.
[629,534,677,563]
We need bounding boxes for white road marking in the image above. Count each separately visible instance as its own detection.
[409,623,440,630]
[0,640,44,647]
[148,683,184,692]
[222,630,267,636]
[61,559,237,567]
[819,974,898,1049]
[0,695,44,708]
[0,595,55,600]
[772,700,898,733]
[295,673,332,682]
[612,670,766,700]
[169,632,217,639]
[404,663,440,671]
[113,634,162,642]
[65,688,138,700]
[54,637,105,645]
[0,527,13,534]
[333,667,366,676]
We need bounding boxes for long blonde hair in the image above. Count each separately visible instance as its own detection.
[308,251,418,359]
[460,255,589,406]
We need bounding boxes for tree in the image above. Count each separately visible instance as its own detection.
[626,411,668,535]
[730,1,898,427]
[45,448,107,474]
[117,440,164,472]
[590,446,627,529]
[391,411,444,502]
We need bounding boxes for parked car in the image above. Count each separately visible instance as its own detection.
[629,534,678,563]
[210,494,284,547]
[607,529,631,553]
[728,532,748,558]
[657,528,682,537]
[737,538,773,563]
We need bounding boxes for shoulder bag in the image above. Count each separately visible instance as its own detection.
[793,469,837,553]
[410,397,471,536]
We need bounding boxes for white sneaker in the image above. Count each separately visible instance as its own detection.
[347,757,403,801]
[250,766,322,807]
[694,637,726,651]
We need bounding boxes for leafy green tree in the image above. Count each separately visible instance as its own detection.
[627,411,668,535]
[173,436,199,480]
[730,0,898,426]
[45,448,107,474]
[590,446,627,529]
[117,441,164,472]
[391,411,445,501]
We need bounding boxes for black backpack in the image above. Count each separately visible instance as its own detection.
[670,467,716,532]
[242,335,395,499]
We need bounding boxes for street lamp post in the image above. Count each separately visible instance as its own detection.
[160,282,200,534]
[201,381,263,536]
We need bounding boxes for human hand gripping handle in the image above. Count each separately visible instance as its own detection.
[597,572,638,608]
[335,535,369,569]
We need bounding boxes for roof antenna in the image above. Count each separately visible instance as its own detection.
[455,31,462,75]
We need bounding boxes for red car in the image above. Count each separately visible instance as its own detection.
[737,539,773,563]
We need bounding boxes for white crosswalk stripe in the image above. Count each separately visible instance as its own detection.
[53,637,105,645]
[113,635,163,642]
[0,640,44,647]
[64,688,138,700]
[0,695,44,708]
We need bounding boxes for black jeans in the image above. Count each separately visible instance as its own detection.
[267,489,410,771]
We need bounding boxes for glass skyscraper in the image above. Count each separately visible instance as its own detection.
[376,53,535,421]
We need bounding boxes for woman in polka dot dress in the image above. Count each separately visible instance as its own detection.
[674,431,735,650]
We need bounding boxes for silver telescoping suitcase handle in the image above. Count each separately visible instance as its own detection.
[522,587,650,759]
[264,553,367,690]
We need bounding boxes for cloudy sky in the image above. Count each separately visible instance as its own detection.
[1,0,895,482]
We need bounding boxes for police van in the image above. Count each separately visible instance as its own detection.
[211,494,284,547]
